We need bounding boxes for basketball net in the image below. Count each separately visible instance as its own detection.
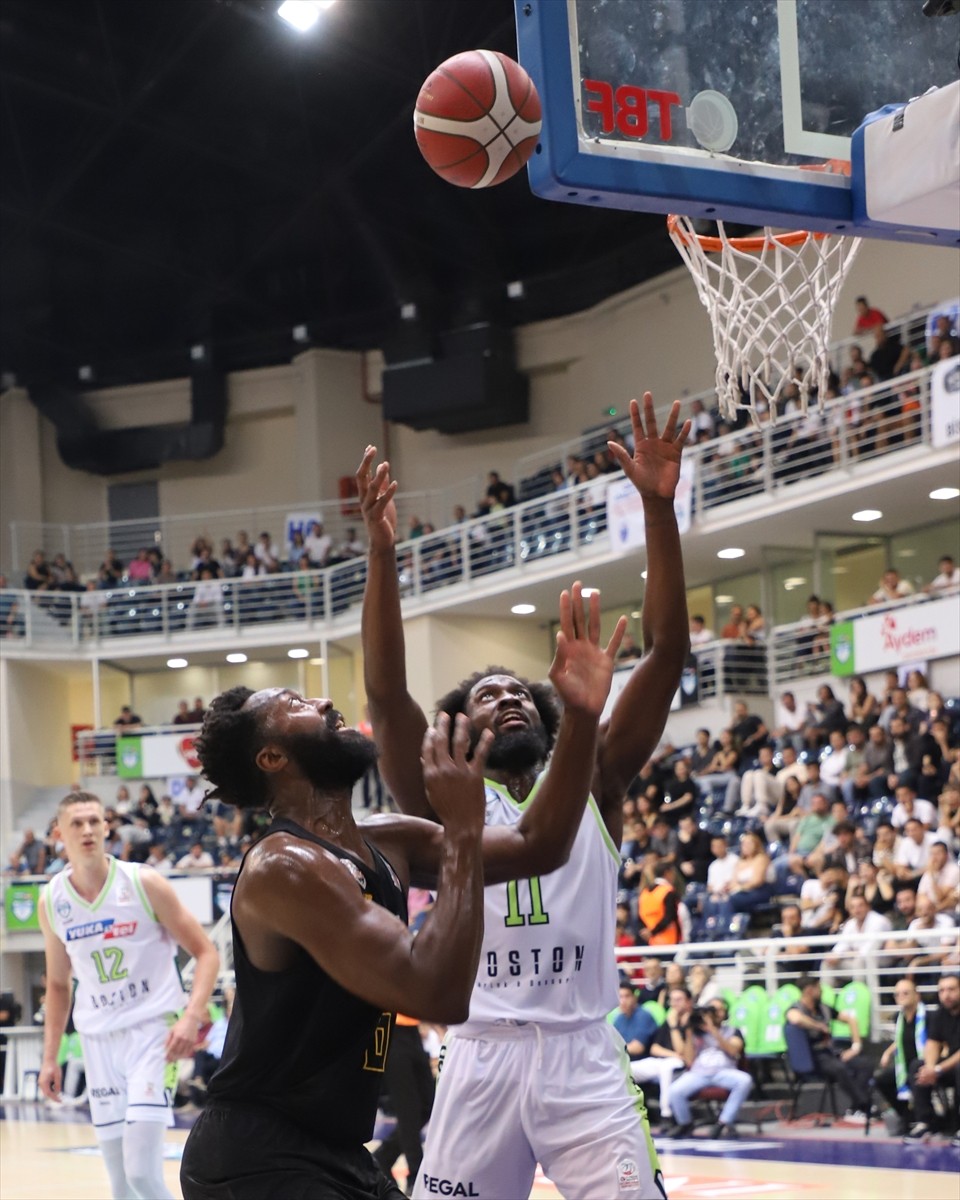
[667,214,862,422]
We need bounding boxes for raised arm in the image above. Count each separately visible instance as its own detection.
[597,394,692,843]
[357,447,431,816]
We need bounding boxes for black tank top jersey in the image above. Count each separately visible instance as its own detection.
[207,816,407,1144]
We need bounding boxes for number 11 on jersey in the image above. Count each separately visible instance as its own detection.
[504,877,550,927]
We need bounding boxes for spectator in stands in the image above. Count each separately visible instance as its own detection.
[660,759,698,824]
[79,574,112,629]
[892,783,938,832]
[870,567,915,605]
[675,812,713,887]
[905,670,930,713]
[688,614,714,646]
[190,698,206,723]
[613,983,659,1065]
[630,985,693,1127]
[903,895,959,977]
[787,976,873,1121]
[730,699,769,755]
[615,902,637,947]
[927,311,958,357]
[888,714,939,794]
[286,530,307,568]
[804,684,847,749]
[187,567,224,629]
[847,675,880,729]
[336,527,365,560]
[694,728,742,805]
[49,552,83,592]
[0,576,23,638]
[98,548,123,587]
[238,549,265,579]
[788,793,835,877]
[687,965,722,1008]
[722,831,772,916]
[925,554,960,594]
[635,958,667,1008]
[616,631,641,662]
[728,745,779,819]
[113,705,142,729]
[254,531,280,572]
[117,815,153,863]
[816,819,861,877]
[819,727,854,798]
[848,856,895,918]
[175,842,215,872]
[719,605,744,639]
[764,775,804,846]
[772,691,806,753]
[918,841,960,914]
[849,724,893,804]
[800,864,845,935]
[868,324,908,383]
[9,829,46,875]
[126,548,154,583]
[688,728,718,776]
[636,855,681,948]
[190,545,222,580]
[485,470,516,507]
[687,397,715,442]
[663,996,753,1140]
[219,538,239,576]
[903,973,960,1145]
[937,785,960,849]
[893,818,935,887]
[880,688,923,736]
[706,834,739,902]
[155,558,177,585]
[937,337,958,360]
[853,296,887,335]
[23,550,52,591]
[172,700,192,725]
[304,521,332,567]
[875,978,926,1136]
[821,888,892,988]
[649,817,679,883]
[145,843,173,873]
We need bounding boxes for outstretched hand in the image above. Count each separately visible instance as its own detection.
[356,446,398,553]
[548,581,627,718]
[422,714,493,835]
[606,393,691,501]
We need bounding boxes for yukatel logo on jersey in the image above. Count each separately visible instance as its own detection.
[66,918,137,941]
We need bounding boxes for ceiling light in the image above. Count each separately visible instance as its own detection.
[511,603,536,615]
[830,566,848,575]
[640,570,648,580]
[630,610,642,619]
[580,587,599,597]
[930,487,960,500]
[292,324,310,344]
[309,657,325,665]
[277,1,334,33]
[400,302,418,321]
[717,547,745,559]
[506,280,525,299]
[78,365,94,382]
[852,509,882,522]
[189,343,207,362]
[715,594,734,603]
[226,653,247,664]
[288,647,310,659]
[783,576,807,589]
[167,657,188,669]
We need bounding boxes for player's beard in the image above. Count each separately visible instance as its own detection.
[483,724,549,772]
[283,714,379,792]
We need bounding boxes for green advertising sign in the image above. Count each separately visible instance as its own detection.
[4,881,42,931]
[830,620,856,677]
[116,736,143,779]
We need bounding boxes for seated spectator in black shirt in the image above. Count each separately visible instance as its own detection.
[804,685,847,749]
[868,324,907,382]
[730,699,769,756]
[113,705,142,729]
[675,813,713,887]
[660,759,698,824]
[903,973,960,1142]
[23,550,52,591]
[688,728,718,777]
[173,700,193,725]
[875,978,925,1135]
[786,976,874,1120]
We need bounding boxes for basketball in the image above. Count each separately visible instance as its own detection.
[414,50,542,189]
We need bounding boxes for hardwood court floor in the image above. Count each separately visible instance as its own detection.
[1,1106,957,1199]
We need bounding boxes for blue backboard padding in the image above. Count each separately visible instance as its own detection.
[514,0,954,245]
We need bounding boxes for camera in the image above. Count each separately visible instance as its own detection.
[688,1007,713,1034]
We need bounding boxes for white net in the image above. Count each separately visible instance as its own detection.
[668,214,862,422]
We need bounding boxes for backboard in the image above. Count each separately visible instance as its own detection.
[515,0,959,242]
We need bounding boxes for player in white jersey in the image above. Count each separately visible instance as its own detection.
[39,790,219,1200]
[358,392,690,1199]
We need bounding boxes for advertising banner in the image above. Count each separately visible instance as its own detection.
[931,354,960,449]
[831,597,959,676]
[116,733,201,779]
[5,882,42,932]
[606,457,694,552]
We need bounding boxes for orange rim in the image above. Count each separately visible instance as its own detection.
[666,214,828,254]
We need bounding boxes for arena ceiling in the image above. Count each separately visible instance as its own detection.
[0,0,682,391]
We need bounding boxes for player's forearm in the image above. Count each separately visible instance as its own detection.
[362,545,409,705]
[408,830,485,1023]
[640,496,689,664]
[183,946,220,1024]
[511,707,599,874]
[40,982,71,1066]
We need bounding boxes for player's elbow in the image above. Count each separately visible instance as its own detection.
[417,989,471,1025]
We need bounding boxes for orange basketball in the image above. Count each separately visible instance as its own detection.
[414,50,542,189]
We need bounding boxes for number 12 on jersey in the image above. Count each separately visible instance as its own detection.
[504,877,550,927]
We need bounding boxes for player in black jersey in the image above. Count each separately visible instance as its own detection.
[180,581,624,1199]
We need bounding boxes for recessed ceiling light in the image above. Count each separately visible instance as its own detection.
[630,610,642,619]
[226,653,247,664]
[511,603,536,615]
[167,658,188,669]
[717,547,745,559]
[640,570,648,580]
[309,657,325,666]
[830,566,848,576]
[715,595,734,604]
[852,509,882,522]
[930,487,960,500]
[277,1,334,33]
[783,577,807,589]
[580,587,599,597]
[288,648,310,659]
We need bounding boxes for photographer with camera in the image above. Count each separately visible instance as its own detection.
[662,997,753,1140]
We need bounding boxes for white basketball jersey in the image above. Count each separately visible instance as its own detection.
[458,775,620,1031]
[43,858,185,1035]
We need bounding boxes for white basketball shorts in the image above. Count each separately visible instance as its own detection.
[411,1018,667,1200]
[80,1016,175,1140]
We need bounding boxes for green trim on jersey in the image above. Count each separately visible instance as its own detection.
[610,1026,663,1179]
[482,773,544,812]
[64,856,117,912]
[43,880,56,925]
[587,796,621,864]
[131,864,158,922]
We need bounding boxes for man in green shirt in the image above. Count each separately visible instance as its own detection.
[788,793,834,876]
